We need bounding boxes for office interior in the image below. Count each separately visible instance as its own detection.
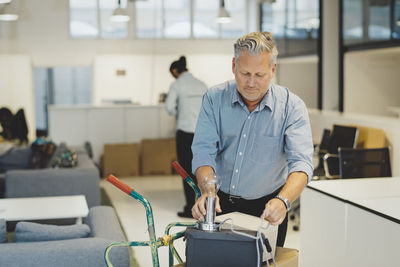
[0,0,400,266]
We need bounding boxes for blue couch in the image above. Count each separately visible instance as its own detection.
[4,151,100,208]
[0,206,130,267]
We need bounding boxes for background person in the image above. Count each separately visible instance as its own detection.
[191,32,314,246]
[165,56,208,218]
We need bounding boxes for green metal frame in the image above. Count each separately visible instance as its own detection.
[104,175,201,267]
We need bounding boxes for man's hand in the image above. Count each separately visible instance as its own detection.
[191,194,222,221]
[263,198,287,225]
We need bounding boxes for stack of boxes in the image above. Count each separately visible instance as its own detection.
[102,138,177,177]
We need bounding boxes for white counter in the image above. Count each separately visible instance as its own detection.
[300,177,400,267]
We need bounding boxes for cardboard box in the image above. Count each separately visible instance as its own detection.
[172,246,298,267]
[103,143,139,177]
[141,138,176,175]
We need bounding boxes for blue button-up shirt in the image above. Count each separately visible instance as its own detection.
[192,80,314,199]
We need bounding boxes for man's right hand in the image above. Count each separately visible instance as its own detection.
[191,194,222,221]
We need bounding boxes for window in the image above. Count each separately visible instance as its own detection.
[343,0,400,46]
[70,0,247,39]
[260,0,320,57]
[193,0,219,38]
[164,0,191,38]
[70,0,128,39]
[34,67,92,132]
[395,0,400,39]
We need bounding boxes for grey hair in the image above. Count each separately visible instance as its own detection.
[234,32,279,67]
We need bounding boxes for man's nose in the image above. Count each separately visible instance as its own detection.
[247,76,255,87]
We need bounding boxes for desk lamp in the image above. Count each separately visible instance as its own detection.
[198,173,221,232]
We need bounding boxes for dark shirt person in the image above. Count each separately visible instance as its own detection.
[191,32,314,246]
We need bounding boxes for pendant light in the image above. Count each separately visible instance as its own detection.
[0,1,18,21]
[216,0,231,24]
[110,0,130,22]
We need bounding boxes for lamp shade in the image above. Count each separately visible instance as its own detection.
[0,2,18,21]
[216,7,231,24]
[110,6,130,22]
[216,0,231,24]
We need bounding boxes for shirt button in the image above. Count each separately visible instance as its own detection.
[243,134,246,138]
[239,152,242,156]
[232,185,235,189]
[235,169,238,173]
[248,116,251,119]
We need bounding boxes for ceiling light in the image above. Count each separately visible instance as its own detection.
[216,0,231,24]
[110,0,130,22]
[0,2,18,21]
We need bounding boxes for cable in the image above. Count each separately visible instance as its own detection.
[217,210,277,267]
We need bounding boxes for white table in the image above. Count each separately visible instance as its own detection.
[300,177,400,267]
[0,195,89,224]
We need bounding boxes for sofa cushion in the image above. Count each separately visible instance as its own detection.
[0,219,7,243]
[15,222,90,242]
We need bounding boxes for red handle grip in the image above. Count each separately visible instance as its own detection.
[172,161,191,180]
[107,174,134,195]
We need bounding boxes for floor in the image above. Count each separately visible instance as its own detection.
[102,175,300,267]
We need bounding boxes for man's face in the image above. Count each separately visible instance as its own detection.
[232,50,276,104]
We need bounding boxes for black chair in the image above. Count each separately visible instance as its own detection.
[339,147,392,178]
[323,125,359,178]
[313,129,331,177]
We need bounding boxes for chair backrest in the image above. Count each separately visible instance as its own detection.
[339,147,392,179]
[354,125,386,149]
[327,125,359,154]
[318,129,331,154]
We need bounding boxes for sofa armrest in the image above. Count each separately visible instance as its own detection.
[5,167,100,208]
[84,206,126,241]
[0,237,129,267]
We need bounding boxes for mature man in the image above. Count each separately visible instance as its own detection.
[191,32,313,246]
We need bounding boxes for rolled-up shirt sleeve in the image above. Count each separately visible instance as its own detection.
[284,98,314,182]
[191,92,220,175]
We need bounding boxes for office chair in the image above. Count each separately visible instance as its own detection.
[322,125,359,178]
[313,129,331,177]
[339,147,391,178]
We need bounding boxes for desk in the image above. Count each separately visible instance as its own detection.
[0,195,89,224]
[300,177,400,267]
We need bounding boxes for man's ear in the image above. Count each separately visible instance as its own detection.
[232,57,236,74]
[271,63,277,76]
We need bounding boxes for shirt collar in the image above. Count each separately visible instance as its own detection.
[231,83,274,111]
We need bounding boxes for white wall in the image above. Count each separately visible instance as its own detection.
[344,46,400,117]
[93,52,234,106]
[0,55,35,141]
[277,56,318,109]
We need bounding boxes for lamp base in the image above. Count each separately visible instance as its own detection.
[198,222,220,232]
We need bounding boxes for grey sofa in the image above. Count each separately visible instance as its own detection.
[0,206,130,267]
[4,151,100,208]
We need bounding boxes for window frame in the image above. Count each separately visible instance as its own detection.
[69,0,250,40]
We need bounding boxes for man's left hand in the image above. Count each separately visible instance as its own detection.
[263,198,287,225]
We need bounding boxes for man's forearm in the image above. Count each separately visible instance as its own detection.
[195,166,215,194]
[278,171,308,204]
